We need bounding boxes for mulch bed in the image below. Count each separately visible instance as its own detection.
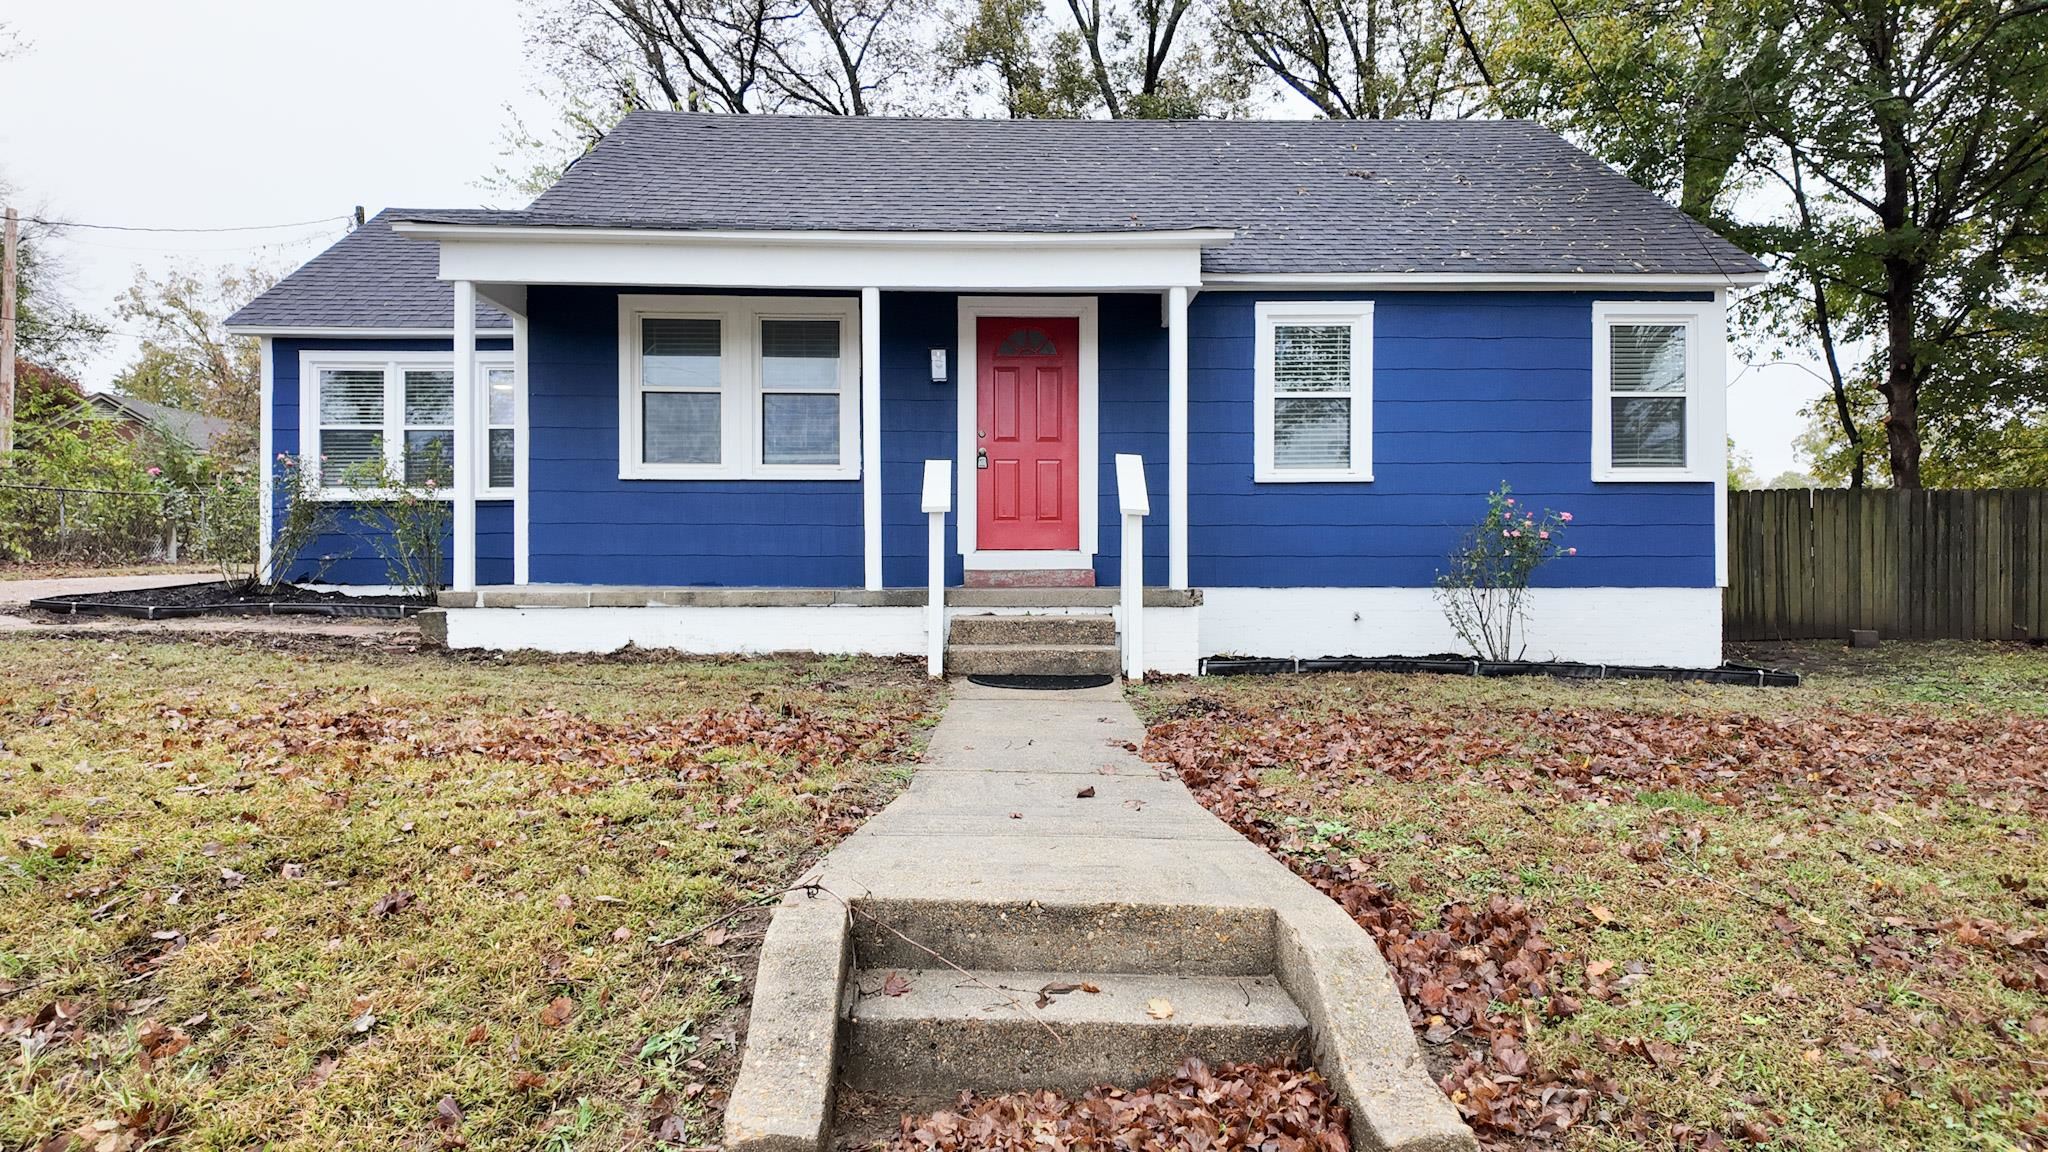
[29,581,428,619]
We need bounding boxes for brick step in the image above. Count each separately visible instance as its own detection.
[947,612,1117,647]
[841,967,1308,1099]
[945,643,1120,677]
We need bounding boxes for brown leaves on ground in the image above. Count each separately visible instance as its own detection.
[1146,697,2048,815]
[1150,714,1609,1144]
[891,1060,1349,1152]
[145,688,928,779]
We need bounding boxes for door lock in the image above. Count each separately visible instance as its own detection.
[976,448,989,470]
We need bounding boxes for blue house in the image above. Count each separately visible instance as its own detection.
[225,113,1763,674]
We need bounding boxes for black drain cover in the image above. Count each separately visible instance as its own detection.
[967,674,1115,691]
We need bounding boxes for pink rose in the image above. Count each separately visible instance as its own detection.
[147,466,162,477]
[1566,547,1578,555]
[1560,512,1574,522]
[1538,530,1549,540]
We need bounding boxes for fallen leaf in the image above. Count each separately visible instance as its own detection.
[880,971,912,998]
[1076,786,1096,799]
[539,997,575,1027]
[433,1096,463,1130]
[1145,997,1174,1020]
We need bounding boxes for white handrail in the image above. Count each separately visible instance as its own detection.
[1115,453,1149,678]
[921,459,952,678]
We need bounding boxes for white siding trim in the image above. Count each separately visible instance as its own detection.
[1590,298,1721,484]
[1204,272,1765,290]
[861,287,882,589]
[955,296,1100,567]
[1200,587,1723,669]
[1253,300,1375,483]
[1710,289,1730,587]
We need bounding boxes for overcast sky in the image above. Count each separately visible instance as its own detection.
[0,0,1825,478]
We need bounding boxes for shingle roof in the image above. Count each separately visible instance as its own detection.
[225,210,512,331]
[397,113,1762,278]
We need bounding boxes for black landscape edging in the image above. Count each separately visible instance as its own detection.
[27,596,424,621]
[1201,655,1799,687]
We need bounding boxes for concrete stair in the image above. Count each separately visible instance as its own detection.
[839,899,1307,1103]
[843,967,1307,1099]
[945,612,1119,677]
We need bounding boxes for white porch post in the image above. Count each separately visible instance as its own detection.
[1166,286,1189,589]
[257,336,274,582]
[451,280,478,592]
[861,287,883,590]
[512,312,531,585]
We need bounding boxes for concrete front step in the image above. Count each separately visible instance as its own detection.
[948,612,1117,647]
[842,967,1308,1099]
[946,643,1121,677]
[964,568,1098,588]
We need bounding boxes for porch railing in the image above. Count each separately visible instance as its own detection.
[921,459,952,678]
[1115,453,1149,678]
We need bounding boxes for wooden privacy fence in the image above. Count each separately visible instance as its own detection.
[1726,488,2048,641]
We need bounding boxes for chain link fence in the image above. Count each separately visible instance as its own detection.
[0,482,253,567]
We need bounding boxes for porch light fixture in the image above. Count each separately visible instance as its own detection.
[930,348,948,383]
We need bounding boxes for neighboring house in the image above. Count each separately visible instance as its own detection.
[85,392,234,456]
[225,113,1764,672]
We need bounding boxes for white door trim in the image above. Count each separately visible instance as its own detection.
[955,296,1100,569]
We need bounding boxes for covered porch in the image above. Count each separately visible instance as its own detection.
[393,217,1225,599]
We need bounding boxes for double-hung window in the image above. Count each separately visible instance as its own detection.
[301,351,514,496]
[1591,300,1716,482]
[620,295,860,480]
[1254,301,1374,482]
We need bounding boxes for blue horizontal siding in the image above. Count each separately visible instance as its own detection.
[1186,291,1717,589]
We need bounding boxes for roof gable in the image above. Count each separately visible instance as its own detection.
[225,210,513,332]
[409,113,1761,278]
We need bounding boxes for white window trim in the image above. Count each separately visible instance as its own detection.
[616,293,861,481]
[479,361,518,498]
[297,349,512,501]
[1591,299,1720,483]
[1253,300,1375,483]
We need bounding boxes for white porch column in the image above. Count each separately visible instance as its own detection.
[512,312,531,585]
[861,287,883,590]
[451,280,478,592]
[1166,285,1189,590]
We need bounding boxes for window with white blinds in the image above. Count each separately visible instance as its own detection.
[1255,302,1374,482]
[1592,302,1713,481]
[620,295,860,479]
[301,352,514,495]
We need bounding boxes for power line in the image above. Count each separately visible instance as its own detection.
[20,213,353,234]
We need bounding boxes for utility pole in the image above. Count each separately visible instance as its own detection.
[1,207,16,455]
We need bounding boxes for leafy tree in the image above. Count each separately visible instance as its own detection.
[1218,0,1493,118]
[1491,0,2048,490]
[1727,437,1759,489]
[0,177,109,372]
[110,264,277,463]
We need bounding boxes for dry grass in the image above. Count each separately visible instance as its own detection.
[0,634,940,1152]
[1133,641,2048,1151]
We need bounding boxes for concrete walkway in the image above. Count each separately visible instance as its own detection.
[725,679,1473,1152]
[0,570,215,606]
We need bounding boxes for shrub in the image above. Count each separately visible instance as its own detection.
[337,456,451,596]
[262,453,338,590]
[1434,484,1576,661]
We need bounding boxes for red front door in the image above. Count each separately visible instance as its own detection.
[977,316,1081,551]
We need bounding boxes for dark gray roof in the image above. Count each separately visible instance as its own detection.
[225,209,512,331]
[87,392,234,452]
[397,113,1761,277]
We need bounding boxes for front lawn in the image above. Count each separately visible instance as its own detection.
[1134,641,2048,1151]
[0,635,939,1151]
